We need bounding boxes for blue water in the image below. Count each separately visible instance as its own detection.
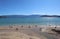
[0,17,60,26]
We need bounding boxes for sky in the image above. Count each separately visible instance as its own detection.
[0,0,60,15]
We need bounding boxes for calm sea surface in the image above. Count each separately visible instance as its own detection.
[0,17,60,26]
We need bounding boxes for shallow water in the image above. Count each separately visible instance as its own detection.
[0,17,60,26]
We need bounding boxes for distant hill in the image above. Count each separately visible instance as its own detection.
[41,15,60,17]
[0,16,7,18]
[0,15,60,18]
[0,15,41,18]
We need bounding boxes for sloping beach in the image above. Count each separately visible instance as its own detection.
[0,25,60,39]
[0,25,47,39]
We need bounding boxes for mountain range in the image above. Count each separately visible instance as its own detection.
[0,15,60,18]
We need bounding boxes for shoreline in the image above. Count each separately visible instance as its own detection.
[0,24,60,27]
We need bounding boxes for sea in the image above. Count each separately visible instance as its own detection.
[0,17,60,26]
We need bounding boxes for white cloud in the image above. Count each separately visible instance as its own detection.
[32,12,46,15]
